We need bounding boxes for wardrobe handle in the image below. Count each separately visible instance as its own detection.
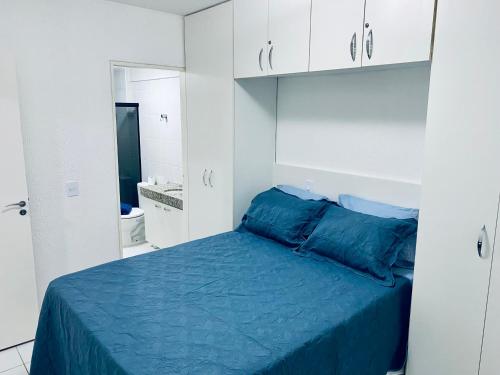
[202,169,207,186]
[268,45,274,70]
[208,170,214,188]
[478,225,487,258]
[258,48,264,71]
[366,30,373,60]
[350,33,357,62]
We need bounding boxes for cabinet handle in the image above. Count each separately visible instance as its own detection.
[258,48,264,71]
[478,225,487,258]
[202,169,207,186]
[208,170,214,188]
[350,33,357,62]
[268,45,274,70]
[366,30,373,60]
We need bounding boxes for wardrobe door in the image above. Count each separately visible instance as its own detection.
[185,2,235,241]
[234,0,269,78]
[309,0,365,72]
[406,0,500,374]
[268,0,311,75]
[479,197,500,375]
[362,0,435,67]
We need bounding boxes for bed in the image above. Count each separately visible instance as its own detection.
[31,229,412,375]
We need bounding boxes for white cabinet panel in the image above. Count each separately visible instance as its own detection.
[309,0,365,71]
[480,195,500,375]
[363,0,435,67]
[268,0,312,75]
[407,0,500,374]
[186,2,235,241]
[234,0,269,78]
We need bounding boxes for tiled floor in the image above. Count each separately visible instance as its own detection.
[0,341,33,374]
[123,241,159,258]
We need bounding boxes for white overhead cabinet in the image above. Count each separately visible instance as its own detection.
[309,0,365,71]
[234,0,269,78]
[234,0,312,78]
[362,0,435,67]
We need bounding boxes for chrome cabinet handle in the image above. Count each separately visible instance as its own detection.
[268,45,274,70]
[5,201,26,208]
[350,33,357,62]
[202,169,207,186]
[366,30,373,60]
[478,225,487,258]
[258,48,264,71]
[208,170,214,188]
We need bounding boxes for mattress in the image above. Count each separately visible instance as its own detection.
[31,231,412,375]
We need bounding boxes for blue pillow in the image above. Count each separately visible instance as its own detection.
[301,205,418,286]
[338,194,419,220]
[276,185,329,201]
[241,188,330,247]
[339,194,419,269]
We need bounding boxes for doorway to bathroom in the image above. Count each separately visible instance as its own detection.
[111,63,187,259]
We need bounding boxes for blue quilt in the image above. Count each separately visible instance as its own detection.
[31,231,412,375]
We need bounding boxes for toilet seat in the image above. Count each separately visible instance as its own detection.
[121,207,144,220]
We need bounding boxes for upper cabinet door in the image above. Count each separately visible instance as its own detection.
[234,0,269,79]
[309,0,365,72]
[268,0,312,75]
[363,0,435,67]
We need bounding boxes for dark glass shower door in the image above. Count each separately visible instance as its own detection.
[116,103,141,208]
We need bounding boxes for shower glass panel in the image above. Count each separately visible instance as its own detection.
[115,103,141,208]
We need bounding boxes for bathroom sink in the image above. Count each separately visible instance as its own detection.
[163,188,183,199]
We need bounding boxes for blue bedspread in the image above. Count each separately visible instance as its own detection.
[31,231,412,375]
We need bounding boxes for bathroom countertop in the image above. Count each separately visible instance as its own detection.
[140,183,183,210]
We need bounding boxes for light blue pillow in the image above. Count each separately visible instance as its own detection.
[338,194,419,220]
[277,185,329,201]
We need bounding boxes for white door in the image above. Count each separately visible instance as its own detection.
[0,50,38,350]
[309,0,365,72]
[185,2,235,240]
[362,0,435,67]
[234,0,269,78]
[407,0,500,374]
[480,199,500,374]
[268,0,312,75]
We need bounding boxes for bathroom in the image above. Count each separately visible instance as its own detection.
[112,65,186,258]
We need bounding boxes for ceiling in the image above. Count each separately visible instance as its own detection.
[106,0,226,15]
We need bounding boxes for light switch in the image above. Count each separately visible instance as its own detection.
[65,181,80,197]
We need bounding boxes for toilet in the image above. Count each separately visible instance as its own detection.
[121,207,146,248]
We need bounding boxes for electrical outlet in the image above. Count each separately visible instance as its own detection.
[305,179,314,192]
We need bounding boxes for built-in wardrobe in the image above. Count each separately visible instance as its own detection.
[185,2,277,240]
[186,0,500,373]
[407,0,500,374]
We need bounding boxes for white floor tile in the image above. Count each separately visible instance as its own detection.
[23,362,30,374]
[123,242,159,258]
[0,348,23,372]
[16,342,33,365]
[1,365,28,375]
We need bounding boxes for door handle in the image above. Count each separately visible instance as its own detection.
[268,45,274,70]
[258,48,264,71]
[5,201,26,208]
[208,170,214,188]
[366,30,374,60]
[478,225,487,258]
[202,169,208,186]
[350,33,357,62]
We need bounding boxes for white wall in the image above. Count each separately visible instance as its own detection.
[125,68,183,184]
[276,65,431,184]
[1,0,185,303]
